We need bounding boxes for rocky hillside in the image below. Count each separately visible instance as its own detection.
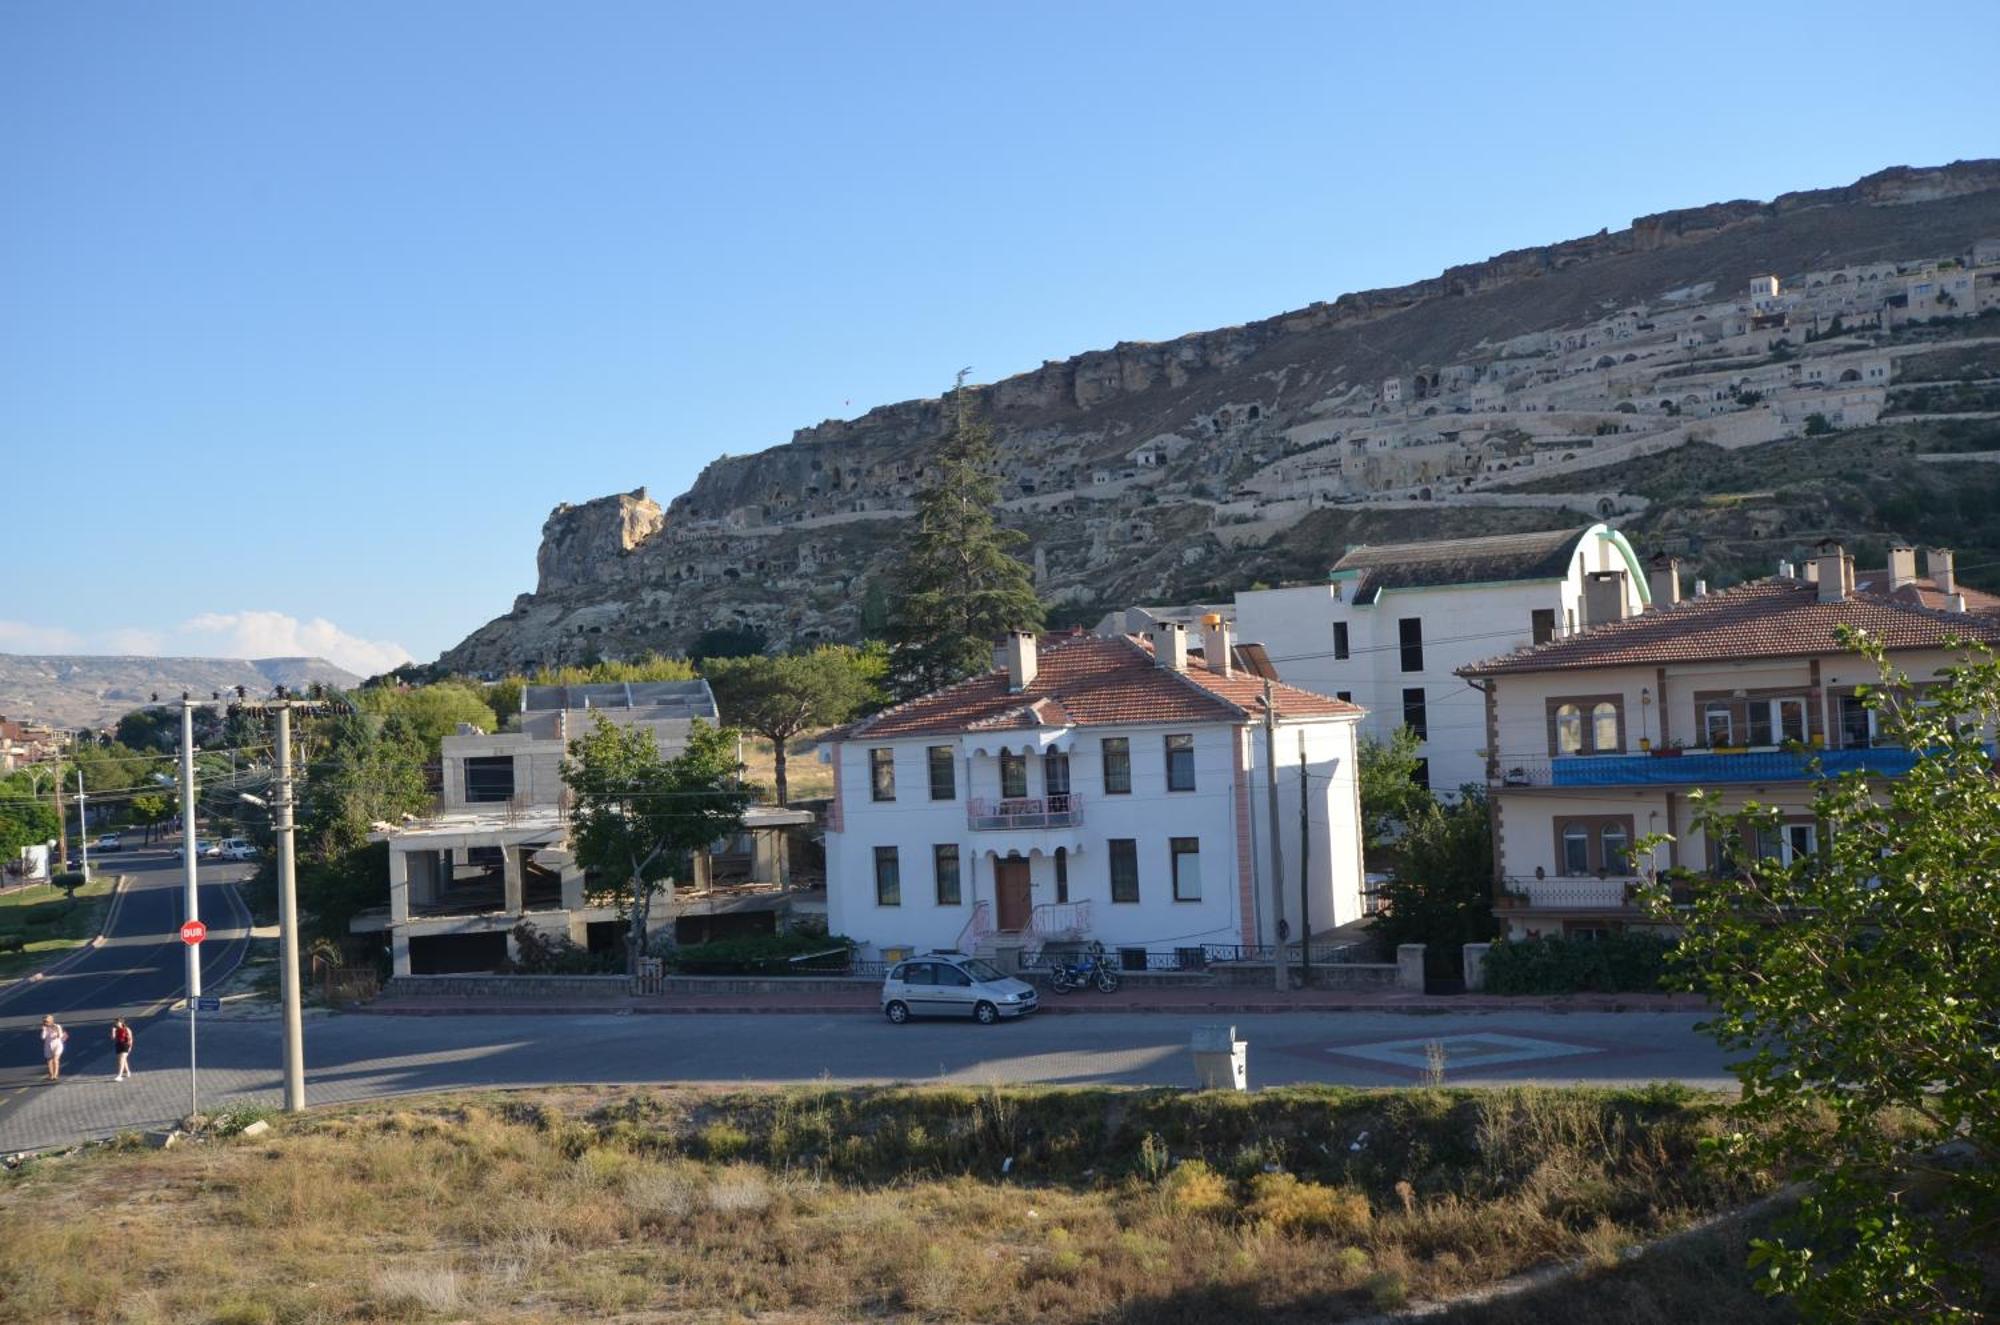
[0,655,361,731]
[441,161,2000,673]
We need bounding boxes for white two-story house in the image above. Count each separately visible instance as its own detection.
[821,624,1365,968]
[1232,523,1649,796]
[1460,542,2000,940]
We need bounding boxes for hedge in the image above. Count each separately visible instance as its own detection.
[669,932,857,975]
[1482,933,1677,994]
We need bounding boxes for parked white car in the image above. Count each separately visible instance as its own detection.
[218,839,258,861]
[881,951,1038,1025]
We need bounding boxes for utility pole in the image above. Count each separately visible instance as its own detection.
[227,687,342,1113]
[1262,680,1286,992]
[53,753,68,872]
[75,770,89,881]
[179,696,202,1123]
[273,701,305,1113]
[1298,729,1311,990]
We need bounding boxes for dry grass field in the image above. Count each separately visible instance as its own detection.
[0,1084,1795,1324]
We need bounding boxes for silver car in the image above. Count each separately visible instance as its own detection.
[882,951,1039,1025]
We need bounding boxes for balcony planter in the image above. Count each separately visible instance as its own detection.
[1495,891,1531,910]
[1649,745,1683,757]
[1638,737,1651,752]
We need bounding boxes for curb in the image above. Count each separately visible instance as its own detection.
[356,998,1710,1018]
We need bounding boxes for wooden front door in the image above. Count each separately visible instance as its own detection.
[995,858,1032,932]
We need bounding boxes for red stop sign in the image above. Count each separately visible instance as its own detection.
[180,920,207,945]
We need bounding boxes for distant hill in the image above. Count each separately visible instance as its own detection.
[0,655,363,731]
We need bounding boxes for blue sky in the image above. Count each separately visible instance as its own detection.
[4,1,1995,673]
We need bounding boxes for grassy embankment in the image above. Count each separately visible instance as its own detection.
[0,1083,1796,1324]
[738,732,834,803]
[0,871,118,981]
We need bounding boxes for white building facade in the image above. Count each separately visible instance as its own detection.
[821,627,1365,967]
[1461,544,2000,940]
[1232,524,1649,795]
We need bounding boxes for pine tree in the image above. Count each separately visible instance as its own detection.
[885,380,1044,699]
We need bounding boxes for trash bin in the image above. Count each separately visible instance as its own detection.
[1190,1024,1248,1091]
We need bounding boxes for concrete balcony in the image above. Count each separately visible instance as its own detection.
[968,793,1083,831]
[1496,745,1922,789]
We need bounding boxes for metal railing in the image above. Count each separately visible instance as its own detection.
[1499,876,1636,910]
[954,899,994,955]
[1026,901,1091,938]
[1196,941,1368,966]
[968,794,1083,830]
[1494,745,1923,789]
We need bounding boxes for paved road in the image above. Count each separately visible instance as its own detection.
[0,842,253,1130]
[0,999,1733,1152]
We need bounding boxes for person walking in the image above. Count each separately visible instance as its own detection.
[39,1015,67,1082]
[111,1017,134,1081]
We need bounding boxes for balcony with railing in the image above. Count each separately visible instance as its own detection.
[1498,876,1637,913]
[1496,745,1923,789]
[968,793,1084,831]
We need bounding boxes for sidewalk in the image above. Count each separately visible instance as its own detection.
[361,986,1710,1017]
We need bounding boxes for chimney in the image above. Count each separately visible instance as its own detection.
[1949,592,1969,614]
[1802,561,1819,585]
[1887,544,1917,591]
[1199,613,1233,677]
[1003,631,1038,692]
[1777,559,1794,580]
[1582,571,1631,628]
[1816,541,1851,603]
[1151,621,1189,671]
[1646,555,1681,611]
[1694,579,1708,597]
[1927,547,1956,596]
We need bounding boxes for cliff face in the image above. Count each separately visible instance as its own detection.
[439,160,2000,674]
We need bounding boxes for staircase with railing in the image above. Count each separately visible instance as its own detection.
[953,899,994,956]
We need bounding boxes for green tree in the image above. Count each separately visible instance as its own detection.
[1367,789,1496,951]
[351,682,495,757]
[689,625,768,665]
[1640,629,1998,1321]
[562,716,747,974]
[531,654,697,687]
[884,389,1043,698]
[1803,411,1833,436]
[298,712,431,858]
[705,645,884,804]
[128,794,171,844]
[1357,727,1435,850]
[0,773,60,860]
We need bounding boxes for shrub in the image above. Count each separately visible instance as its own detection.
[699,1121,751,1160]
[509,921,617,974]
[669,932,855,975]
[1483,933,1676,994]
[1247,1172,1373,1236]
[1161,1159,1233,1218]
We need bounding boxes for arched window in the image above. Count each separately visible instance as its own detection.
[1600,824,1630,875]
[1555,704,1584,755]
[1561,824,1591,875]
[1592,702,1620,752]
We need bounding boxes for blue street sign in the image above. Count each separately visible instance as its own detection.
[195,997,221,1012]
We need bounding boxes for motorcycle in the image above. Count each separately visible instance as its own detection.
[1047,941,1121,994]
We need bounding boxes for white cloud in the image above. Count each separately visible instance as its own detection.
[0,612,415,678]
[171,612,415,677]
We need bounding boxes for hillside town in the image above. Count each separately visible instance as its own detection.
[7,108,1999,1314]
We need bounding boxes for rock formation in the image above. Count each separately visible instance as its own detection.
[439,161,2000,674]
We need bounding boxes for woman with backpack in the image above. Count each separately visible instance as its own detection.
[110,1018,134,1081]
[39,1015,67,1082]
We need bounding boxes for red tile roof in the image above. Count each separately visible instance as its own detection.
[837,635,1361,740]
[1849,570,2000,615]
[1460,577,2000,676]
